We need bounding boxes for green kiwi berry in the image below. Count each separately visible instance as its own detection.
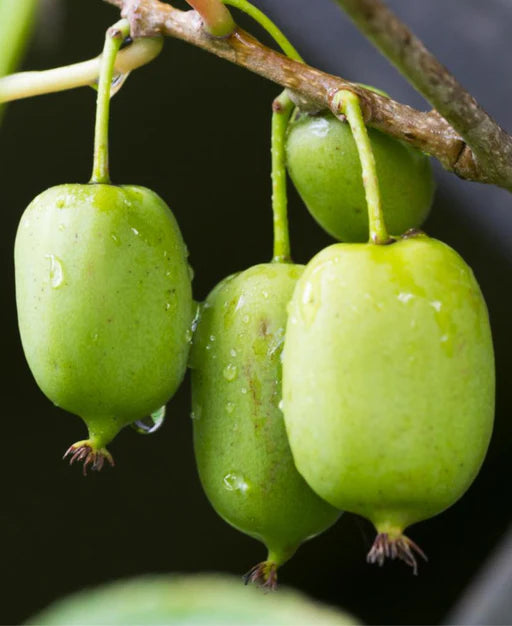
[282,233,494,572]
[15,183,193,472]
[285,111,435,242]
[190,263,340,588]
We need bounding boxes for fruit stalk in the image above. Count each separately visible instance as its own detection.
[333,89,389,245]
[223,0,303,62]
[219,0,304,263]
[186,0,235,37]
[0,37,163,103]
[90,19,131,185]
[271,91,294,263]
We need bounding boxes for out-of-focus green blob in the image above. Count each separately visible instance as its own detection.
[28,574,359,625]
[0,0,38,121]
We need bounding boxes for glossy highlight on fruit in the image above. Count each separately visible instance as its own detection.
[282,234,495,572]
[190,263,340,588]
[285,111,435,242]
[15,183,193,471]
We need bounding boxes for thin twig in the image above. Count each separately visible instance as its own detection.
[103,0,512,191]
[332,0,512,192]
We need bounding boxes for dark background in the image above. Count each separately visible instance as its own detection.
[1,1,511,624]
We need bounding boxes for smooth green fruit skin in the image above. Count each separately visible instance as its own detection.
[286,112,435,242]
[15,184,193,442]
[282,236,494,532]
[29,574,358,625]
[191,263,340,565]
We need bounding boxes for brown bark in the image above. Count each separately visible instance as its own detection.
[104,0,512,191]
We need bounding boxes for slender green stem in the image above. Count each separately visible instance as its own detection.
[271,91,294,262]
[221,0,302,262]
[90,19,130,185]
[332,90,389,244]
[0,37,163,104]
[223,0,303,62]
[186,0,235,37]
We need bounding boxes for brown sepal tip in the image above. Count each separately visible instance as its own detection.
[63,443,115,476]
[243,561,278,591]
[367,532,427,575]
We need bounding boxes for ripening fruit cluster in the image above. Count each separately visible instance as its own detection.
[14,105,494,586]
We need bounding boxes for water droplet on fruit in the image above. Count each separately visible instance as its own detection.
[45,254,64,288]
[235,295,246,312]
[397,292,414,304]
[230,348,237,357]
[241,387,247,394]
[309,116,330,137]
[131,227,140,236]
[91,332,99,343]
[430,300,442,312]
[165,303,171,311]
[268,327,285,358]
[191,404,202,421]
[262,290,269,299]
[223,472,250,494]
[185,328,193,343]
[242,315,250,324]
[226,402,235,414]
[299,280,321,326]
[278,399,284,411]
[223,363,237,381]
[109,71,131,97]
[110,233,121,245]
[132,405,166,434]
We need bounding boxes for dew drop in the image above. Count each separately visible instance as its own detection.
[226,402,235,414]
[278,399,284,412]
[234,294,246,312]
[131,405,166,434]
[223,472,250,493]
[223,363,238,381]
[109,71,131,97]
[131,227,140,236]
[185,329,193,343]
[241,387,247,394]
[165,303,171,311]
[45,254,64,288]
[191,306,201,334]
[111,233,121,245]
[242,315,250,324]
[430,300,442,312]
[397,292,414,304]
[230,348,237,358]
